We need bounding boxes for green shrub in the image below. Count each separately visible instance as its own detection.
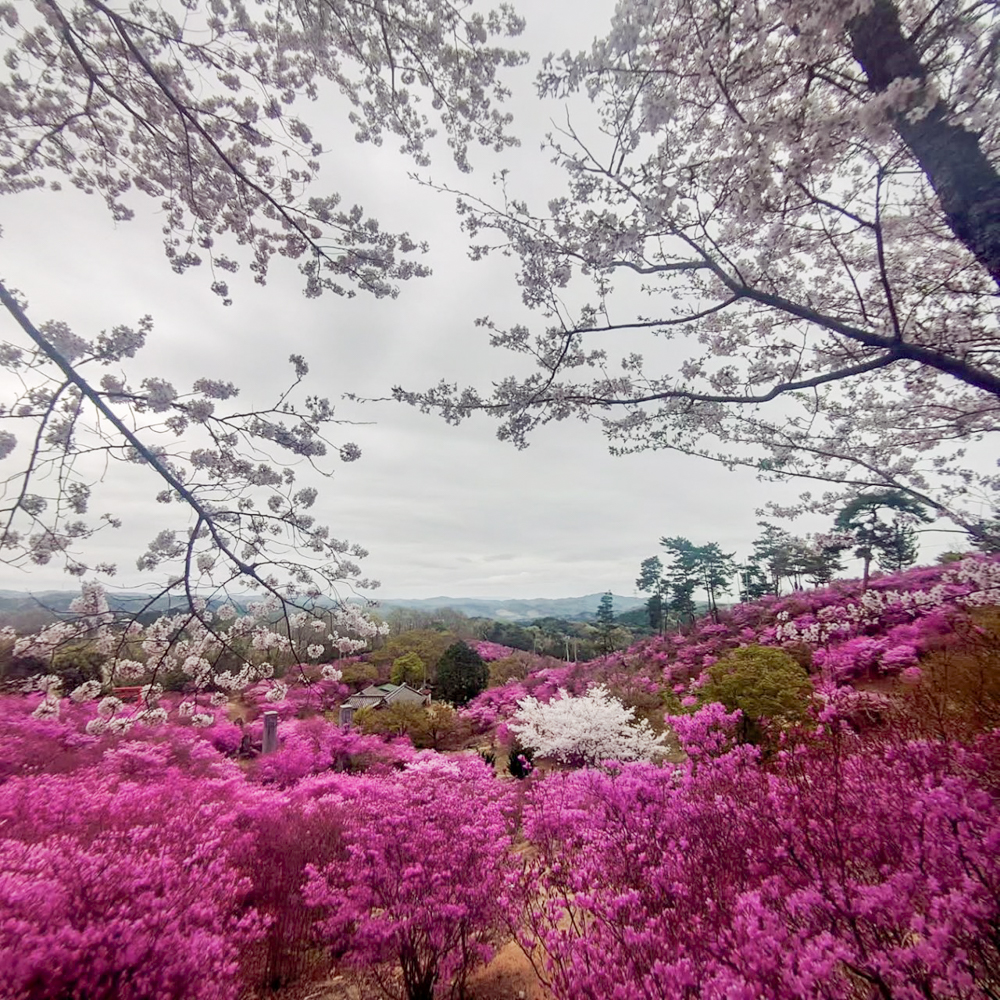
[339,661,380,686]
[702,645,812,744]
[355,701,470,750]
[487,652,534,688]
[50,642,107,691]
[607,679,671,733]
[389,652,425,687]
[367,630,455,680]
[0,639,44,686]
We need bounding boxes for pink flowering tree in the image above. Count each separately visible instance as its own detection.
[0,740,265,1000]
[399,0,1000,541]
[304,755,517,1000]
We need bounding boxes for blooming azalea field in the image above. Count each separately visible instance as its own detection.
[2,557,1000,999]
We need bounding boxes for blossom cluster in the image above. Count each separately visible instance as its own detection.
[459,557,1000,741]
[11,583,385,725]
[509,685,666,766]
[473,640,519,661]
[2,643,999,1000]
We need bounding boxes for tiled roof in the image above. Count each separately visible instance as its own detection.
[359,683,398,697]
[342,683,430,713]
[341,693,388,710]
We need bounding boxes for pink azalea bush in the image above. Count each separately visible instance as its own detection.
[239,673,349,721]
[0,701,521,1000]
[0,690,996,999]
[518,723,1000,1000]
[248,715,415,786]
[474,640,519,661]
[462,556,1000,735]
[0,741,265,1000]
[2,557,1000,999]
[0,695,104,780]
[304,754,517,1000]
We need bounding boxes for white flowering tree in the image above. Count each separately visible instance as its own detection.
[15,581,389,725]
[398,0,1000,543]
[509,684,666,767]
[0,0,524,702]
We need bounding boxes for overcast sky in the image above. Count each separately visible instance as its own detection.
[0,0,972,601]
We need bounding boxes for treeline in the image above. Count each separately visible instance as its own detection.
[371,608,620,668]
[636,490,937,632]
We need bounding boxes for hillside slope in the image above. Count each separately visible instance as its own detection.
[462,557,1000,732]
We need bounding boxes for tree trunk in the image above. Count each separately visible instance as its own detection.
[849,0,1000,288]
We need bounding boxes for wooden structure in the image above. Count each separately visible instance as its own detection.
[338,682,430,727]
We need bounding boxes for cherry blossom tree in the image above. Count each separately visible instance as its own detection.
[399,0,1000,543]
[509,683,666,766]
[1,0,525,299]
[0,0,525,689]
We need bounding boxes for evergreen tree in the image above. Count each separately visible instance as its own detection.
[660,537,701,624]
[969,516,1000,553]
[750,522,796,595]
[835,491,932,589]
[645,592,664,633]
[595,592,617,654]
[434,641,488,707]
[635,556,666,632]
[749,522,846,593]
[800,540,846,588]
[696,542,736,622]
[660,537,735,623]
[737,561,771,603]
[876,520,921,572]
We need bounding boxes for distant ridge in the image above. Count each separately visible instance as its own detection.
[0,589,645,628]
[371,593,644,622]
[0,589,217,613]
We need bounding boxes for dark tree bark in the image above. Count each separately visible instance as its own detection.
[849,0,1000,289]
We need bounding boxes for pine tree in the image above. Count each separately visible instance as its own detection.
[835,491,932,588]
[737,561,771,602]
[635,556,666,632]
[660,537,701,624]
[595,592,617,654]
[695,542,736,623]
[434,642,488,707]
[660,537,735,623]
[876,520,921,572]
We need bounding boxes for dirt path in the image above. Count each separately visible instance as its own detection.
[266,938,551,1000]
[466,938,551,1000]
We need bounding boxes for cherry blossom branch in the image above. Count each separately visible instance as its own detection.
[1,280,269,584]
[849,0,1000,287]
[541,355,900,408]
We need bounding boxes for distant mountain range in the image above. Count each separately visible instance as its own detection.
[0,588,228,632]
[371,593,645,622]
[0,588,645,625]
[0,589,203,614]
